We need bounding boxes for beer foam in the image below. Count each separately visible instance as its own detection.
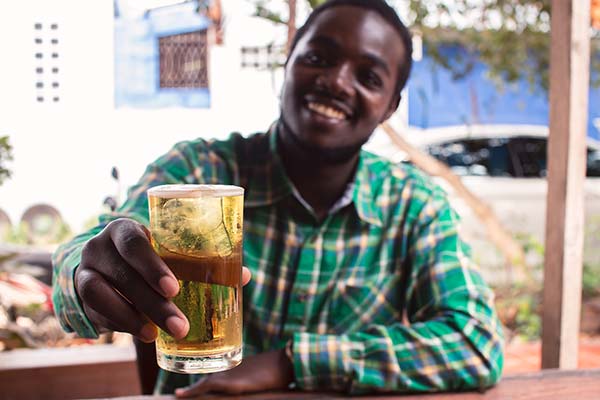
[147,184,244,198]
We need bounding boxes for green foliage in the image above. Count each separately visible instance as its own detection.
[0,136,12,186]
[513,290,542,341]
[253,0,287,25]
[583,215,600,298]
[583,262,600,299]
[407,0,556,91]
[2,221,72,246]
[495,283,542,342]
[248,0,600,92]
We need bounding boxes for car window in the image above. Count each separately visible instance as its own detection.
[426,138,516,177]
[588,148,600,177]
[427,136,600,178]
[509,138,547,177]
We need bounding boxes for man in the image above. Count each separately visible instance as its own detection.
[53,0,504,396]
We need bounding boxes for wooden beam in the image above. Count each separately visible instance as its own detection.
[0,344,140,399]
[542,0,591,369]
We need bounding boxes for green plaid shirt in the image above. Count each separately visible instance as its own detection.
[52,128,503,394]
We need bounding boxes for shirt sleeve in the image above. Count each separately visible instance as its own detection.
[51,139,226,338]
[290,187,504,394]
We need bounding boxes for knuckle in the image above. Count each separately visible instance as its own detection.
[80,239,99,266]
[108,218,133,229]
[117,229,144,259]
[75,269,99,300]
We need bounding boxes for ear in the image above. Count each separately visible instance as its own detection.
[381,93,401,122]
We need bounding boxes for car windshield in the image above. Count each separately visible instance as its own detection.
[426,136,600,178]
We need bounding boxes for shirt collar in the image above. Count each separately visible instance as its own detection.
[243,124,294,208]
[244,123,383,227]
[351,153,384,227]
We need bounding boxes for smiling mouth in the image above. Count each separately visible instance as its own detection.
[306,101,349,121]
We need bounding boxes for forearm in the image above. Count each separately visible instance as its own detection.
[51,226,103,337]
[51,212,152,337]
[291,308,503,394]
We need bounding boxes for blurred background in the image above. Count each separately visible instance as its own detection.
[0,0,599,378]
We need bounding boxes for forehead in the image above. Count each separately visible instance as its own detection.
[299,6,406,64]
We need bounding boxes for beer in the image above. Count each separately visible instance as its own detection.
[148,185,244,374]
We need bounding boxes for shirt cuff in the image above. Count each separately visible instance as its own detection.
[54,246,99,339]
[292,331,352,391]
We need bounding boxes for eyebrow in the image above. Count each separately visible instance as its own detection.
[307,35,340,49]
[363,53,391,77]
[307,35,391,77]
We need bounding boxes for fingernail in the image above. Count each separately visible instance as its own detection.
[140,323,157,342]
[159,276,179,297]
[166,315,188,338]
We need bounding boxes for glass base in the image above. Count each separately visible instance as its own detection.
[157,346,242,374]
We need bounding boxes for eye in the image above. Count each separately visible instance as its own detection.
[301,51,329,67]
[361,70,383,89]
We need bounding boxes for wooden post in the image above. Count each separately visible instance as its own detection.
[286,0,297,54]
[542,0,591,369]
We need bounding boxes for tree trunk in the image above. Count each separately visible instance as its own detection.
[287,0,297,54]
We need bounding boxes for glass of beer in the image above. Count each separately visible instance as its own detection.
[147,184,244,374]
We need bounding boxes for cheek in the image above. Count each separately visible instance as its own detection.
[361,89,395,121]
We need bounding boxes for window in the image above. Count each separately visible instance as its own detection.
[509,138,547,177]
[426,138,516,177]
[240,45,286,69]
[427,136,600,178]
[33,21,61,104]
[588,149,600,177]
[158,30,208,88]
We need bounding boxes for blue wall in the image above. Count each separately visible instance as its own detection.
[408,49,600,141]
[114,2,211,108]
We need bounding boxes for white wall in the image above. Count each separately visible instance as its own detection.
[0,0,286,232]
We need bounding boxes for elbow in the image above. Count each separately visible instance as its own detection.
[472,328,505,390]
[479,344,504,389]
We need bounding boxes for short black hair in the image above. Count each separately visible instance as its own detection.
[288,0,413,94]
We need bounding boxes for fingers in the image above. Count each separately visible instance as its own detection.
[77,218,188,339]
[174,376,211,398]
[108,219,179,298]
[83,242,188,339]
[242,267,251,286]
[76,268,158,342]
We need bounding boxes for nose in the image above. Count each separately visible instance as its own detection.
[317,63,355,98]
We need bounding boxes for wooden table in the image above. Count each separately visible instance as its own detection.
[101,368,600,400]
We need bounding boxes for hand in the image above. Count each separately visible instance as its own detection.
[175,350,294,397]
[75,218,252,342]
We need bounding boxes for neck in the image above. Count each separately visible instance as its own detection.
[277,122,360,220]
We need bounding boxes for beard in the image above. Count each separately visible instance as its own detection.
[279,117,368,165]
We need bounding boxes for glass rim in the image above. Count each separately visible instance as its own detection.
[147,184,244,198]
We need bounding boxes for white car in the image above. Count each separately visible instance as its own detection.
[384,125,600,280]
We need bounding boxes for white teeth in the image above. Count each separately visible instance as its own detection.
[307,102,346,120]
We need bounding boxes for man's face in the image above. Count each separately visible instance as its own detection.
[280,6,407,157]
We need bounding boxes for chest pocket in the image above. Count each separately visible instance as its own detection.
[327,274,402,334]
